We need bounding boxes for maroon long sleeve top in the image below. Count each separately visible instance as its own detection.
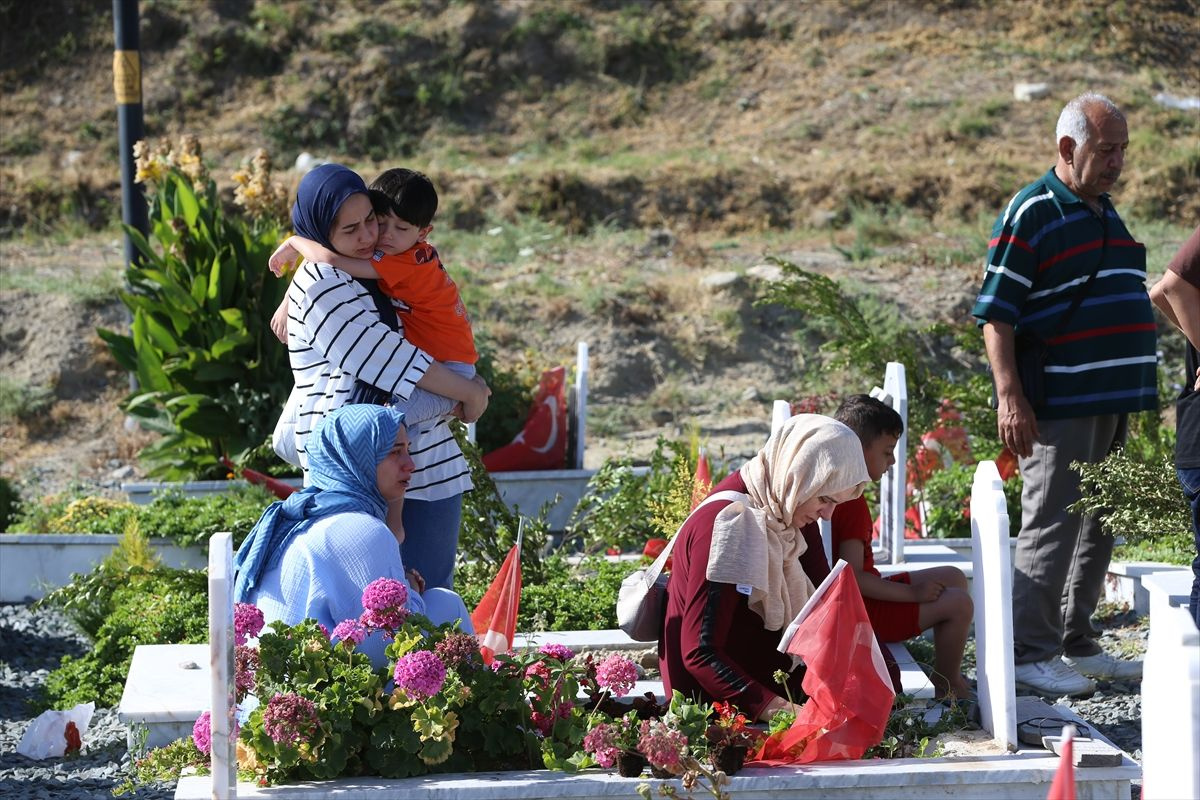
[658,471,831,720]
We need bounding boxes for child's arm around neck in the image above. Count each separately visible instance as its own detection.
[285,235,382,281]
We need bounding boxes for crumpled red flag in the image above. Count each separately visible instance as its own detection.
[1046,725,1076,800]
[220,456,296,500]
[471,542,522,664]
[753,560,895,764]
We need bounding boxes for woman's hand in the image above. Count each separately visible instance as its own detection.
[758,696,801,723]
[405,567,426,594]
[269,297,290,344]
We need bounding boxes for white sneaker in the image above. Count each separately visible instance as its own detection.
[1014,658,1096,698]
[1062,652,1143,681]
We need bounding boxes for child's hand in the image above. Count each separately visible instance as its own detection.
[457,376,491,424]
[913,581,944,603]
[405,567,426,594]
[269,297,290,343]
[268,237,300,277]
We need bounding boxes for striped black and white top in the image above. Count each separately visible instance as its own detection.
[285,260,472,500]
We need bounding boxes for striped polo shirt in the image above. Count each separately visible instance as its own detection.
[972,168,1158,420]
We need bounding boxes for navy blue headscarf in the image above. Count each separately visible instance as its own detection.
[234,404,405,603]
[290,163,399,404]
[291,163,369,249]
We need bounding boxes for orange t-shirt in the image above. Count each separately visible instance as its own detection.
[372,242,477,364]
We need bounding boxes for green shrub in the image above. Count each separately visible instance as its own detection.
[920,463,1023,539]
[38,566,209,710]
[11,486,273,549]
[1072,448,1191,551]
[0,475,17,531]
[456,553,635,633]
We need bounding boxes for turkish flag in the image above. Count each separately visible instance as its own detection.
[754,560,895,763]
[1047,725,1076,800]
[471,543,522,664]
[482,367,568,472]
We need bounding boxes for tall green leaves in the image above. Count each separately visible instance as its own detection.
[98,168,290,478]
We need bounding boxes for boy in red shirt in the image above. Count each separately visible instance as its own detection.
[832,394,974,701]
[270,168,476,426]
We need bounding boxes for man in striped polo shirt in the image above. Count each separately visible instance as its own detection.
[973,92,1157,698]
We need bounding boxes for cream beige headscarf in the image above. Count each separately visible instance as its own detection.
[706,414,870,630]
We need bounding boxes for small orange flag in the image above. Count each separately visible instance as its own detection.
[471,542,522,664]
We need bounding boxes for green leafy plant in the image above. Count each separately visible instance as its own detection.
[37,565,209,709]
[0,474,18,531]
[113,736,209,796]
[97,137,291,479]
[11,485,273,549]
[1071,448,1191,551]
[920,463,1022,539]
[566,436,725,556]
[864,693,967,759]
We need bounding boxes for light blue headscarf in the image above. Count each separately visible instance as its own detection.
[234,404,404,602]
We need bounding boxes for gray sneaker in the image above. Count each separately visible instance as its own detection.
[1014,657,1096,698]
[1062,652,1143,681]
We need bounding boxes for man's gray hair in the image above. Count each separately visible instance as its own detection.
[1056,92,1123,148]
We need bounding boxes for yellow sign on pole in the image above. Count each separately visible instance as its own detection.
[113,50,141,105]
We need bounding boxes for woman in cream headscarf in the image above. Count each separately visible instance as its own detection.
[659,414,870,722]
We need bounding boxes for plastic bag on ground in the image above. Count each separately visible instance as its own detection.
[16,702,95,759]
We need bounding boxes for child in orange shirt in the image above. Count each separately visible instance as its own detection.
[832,394,974,701]
[270,168,476,425]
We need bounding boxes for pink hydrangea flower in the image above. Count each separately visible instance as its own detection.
[331,619,367,646]
[583,722,619,768]
[261,693,319,746]
[524,661,551,687]
[192,711,212,755]
[638,719,687,773]
[537,643,575,662]
[360,577,410,631]
[594,653,639,697]
[392,651,447,700]
[233,603,265,646]
[434,632,481,670]
[234,645,259,699]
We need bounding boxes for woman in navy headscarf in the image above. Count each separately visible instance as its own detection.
[236,404,474,668]
[270,164,488,592]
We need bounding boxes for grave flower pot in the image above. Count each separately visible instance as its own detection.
[711,744,748,775]
[616,750,647,777]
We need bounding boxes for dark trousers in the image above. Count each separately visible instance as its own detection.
[1177,466,1200,628]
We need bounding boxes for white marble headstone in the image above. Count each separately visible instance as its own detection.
[574,341,588,470]
[209,531,236,799]
[877,361,907,566]
[970,461,1017,751]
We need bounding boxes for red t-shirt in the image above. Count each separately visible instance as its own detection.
[829,495,877,575]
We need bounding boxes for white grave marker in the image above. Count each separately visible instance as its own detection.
[573,341,588,469]
[970,461,1017,751]
[877,362,907,566]
[209,531,236,799]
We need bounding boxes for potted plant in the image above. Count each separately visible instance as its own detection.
[705,701,763,775]
[582,711,648,777]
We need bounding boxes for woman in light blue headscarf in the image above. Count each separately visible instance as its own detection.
[236,404,474,667]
